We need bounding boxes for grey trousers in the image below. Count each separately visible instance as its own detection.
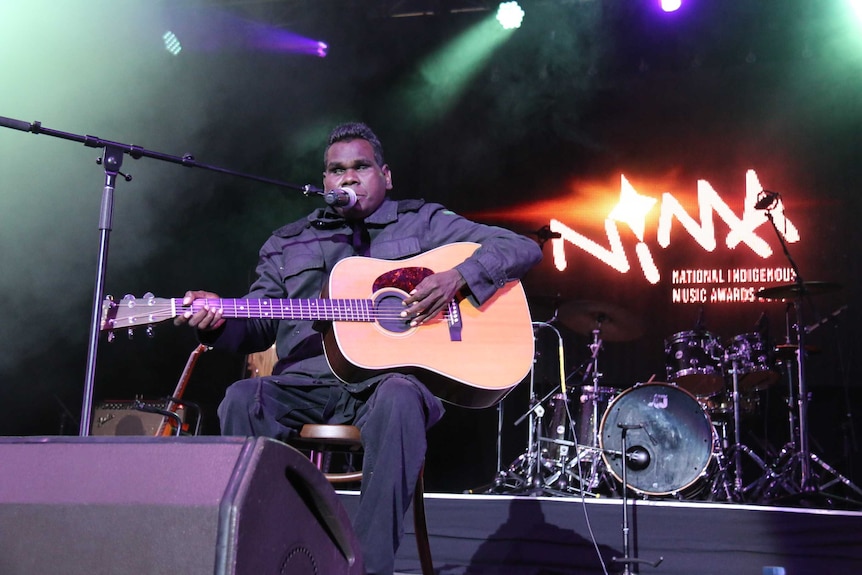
[217,373,445,575]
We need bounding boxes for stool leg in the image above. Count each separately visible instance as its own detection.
[413,465,434,575]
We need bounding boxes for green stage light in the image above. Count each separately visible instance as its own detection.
[392,13,512,126]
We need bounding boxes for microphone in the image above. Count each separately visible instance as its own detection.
[323,187,357,208]
[535,225,562,240]
[755,189,780,210]
[625,446,651,471]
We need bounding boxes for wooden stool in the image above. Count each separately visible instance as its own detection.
[292,423,434,575]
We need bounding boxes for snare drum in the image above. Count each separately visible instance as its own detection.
[698,391,760,418]
[599,382,715,496]
[724,332,779,392]
[664,330,724,397]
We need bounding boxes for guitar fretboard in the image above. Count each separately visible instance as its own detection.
[180,297,377,322]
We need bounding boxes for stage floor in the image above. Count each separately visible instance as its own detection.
[338,491,862,574]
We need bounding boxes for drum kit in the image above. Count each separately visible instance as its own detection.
[487,282,862,506]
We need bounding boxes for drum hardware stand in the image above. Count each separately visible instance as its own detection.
[495,320,615,497]
[753,344,862,505]
[713,355,772,502]
[484,321,577,495]
[754,197,862,507]
[569,325,615,491]
[611,424,663,575]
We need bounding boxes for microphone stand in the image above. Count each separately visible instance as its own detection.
[611,424,663,575]
[0,115,326,436]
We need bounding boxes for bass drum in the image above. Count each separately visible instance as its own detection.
[599,383,714,496]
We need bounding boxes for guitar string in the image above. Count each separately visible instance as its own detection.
[105,298,455,324]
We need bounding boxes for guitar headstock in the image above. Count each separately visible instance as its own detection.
[101,293,176,337]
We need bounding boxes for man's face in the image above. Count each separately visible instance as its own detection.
[323,138,392,220]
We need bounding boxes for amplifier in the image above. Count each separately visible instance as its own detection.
[92,400,186,436]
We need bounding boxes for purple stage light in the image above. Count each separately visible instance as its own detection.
[163,6,327,57]
[660,0,682,13]
[248,29,329,58]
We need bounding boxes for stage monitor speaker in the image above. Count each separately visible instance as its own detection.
[0,436,364,575]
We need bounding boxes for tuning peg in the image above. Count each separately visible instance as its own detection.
[127,328,134,340]
[107,331,115,343]
[146,325,155,338]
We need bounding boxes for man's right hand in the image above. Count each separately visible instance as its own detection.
[173,290,225,331]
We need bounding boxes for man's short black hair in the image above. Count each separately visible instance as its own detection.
[325,122,385,166]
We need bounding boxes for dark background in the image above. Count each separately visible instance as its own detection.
[1,0,860,492]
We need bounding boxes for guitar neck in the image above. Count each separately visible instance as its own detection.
[181,297,377,322]
[155,343,208,437]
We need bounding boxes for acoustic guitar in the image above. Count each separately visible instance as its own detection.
[102,242,534,409]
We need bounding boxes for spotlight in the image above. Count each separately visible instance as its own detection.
[660,0,682,12]
[496,1,524,30]
[162,31,182,55]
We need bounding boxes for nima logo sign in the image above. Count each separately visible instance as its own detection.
[548,170,799,290]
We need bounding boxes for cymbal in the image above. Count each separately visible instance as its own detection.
[756,281,841,300]
[556,300,644,341]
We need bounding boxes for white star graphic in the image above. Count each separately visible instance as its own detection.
[608,176,657,241]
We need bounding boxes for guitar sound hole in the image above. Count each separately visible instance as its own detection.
[374,292,412,334]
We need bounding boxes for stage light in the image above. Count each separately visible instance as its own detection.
[162,31,182,55]
[390,12,511,127]
[496,2,524,30]
[660,0,682,13]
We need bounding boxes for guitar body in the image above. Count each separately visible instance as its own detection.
[322,243,534,408]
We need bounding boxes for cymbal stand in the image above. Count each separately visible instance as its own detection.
[757,205,862,504]
[567,326,610,492]
[756,201,825,496]
[783,305,800,450]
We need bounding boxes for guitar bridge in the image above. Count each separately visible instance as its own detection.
[447,300,462,341]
